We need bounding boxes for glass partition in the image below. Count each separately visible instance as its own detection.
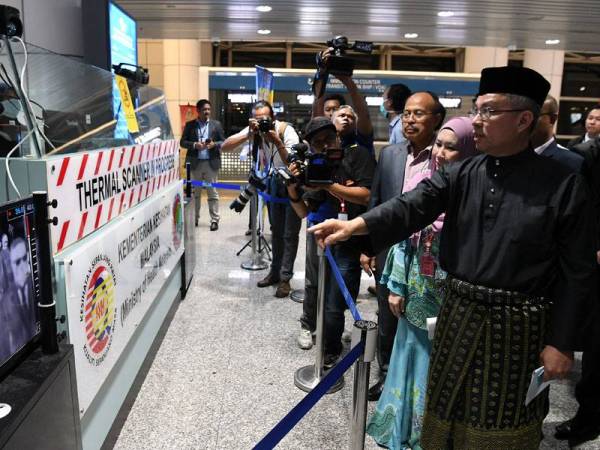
[0,38,172,158]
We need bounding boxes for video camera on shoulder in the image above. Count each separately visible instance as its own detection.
[276,142,343,187]
[320,36,374,77]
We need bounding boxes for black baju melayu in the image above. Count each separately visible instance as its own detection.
[361,148,597,449]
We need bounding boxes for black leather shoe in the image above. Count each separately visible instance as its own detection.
[368,379,385,401]
[195,219,199,227]
[257,273,280,288]
[210,221,218,231]
[555,417,600,444]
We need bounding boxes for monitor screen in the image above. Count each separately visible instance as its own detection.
[108,2,137,69]
[0,197,41,378]
[109,1,137,141]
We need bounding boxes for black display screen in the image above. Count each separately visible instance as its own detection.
[0,197,41,379]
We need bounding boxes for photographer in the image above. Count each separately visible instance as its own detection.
[222,101,301,298]
[312,45,375,155]
[287,116,375,366]
[180,99,225,230]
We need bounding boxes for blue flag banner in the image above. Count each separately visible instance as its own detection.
[255,65,274,103]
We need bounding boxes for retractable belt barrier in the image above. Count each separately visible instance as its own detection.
[254,245,375,450]
[184,180,290,204]
[253,342,364,450]
[325,246,363,322]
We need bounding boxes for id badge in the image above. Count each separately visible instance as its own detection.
[420,253,436,277]
[338,212,348,221]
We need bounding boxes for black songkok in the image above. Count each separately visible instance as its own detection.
[478,66,550,107]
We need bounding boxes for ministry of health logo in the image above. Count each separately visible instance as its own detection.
[80,255,117,366]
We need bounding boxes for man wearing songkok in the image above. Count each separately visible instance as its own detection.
[308,66,597,449]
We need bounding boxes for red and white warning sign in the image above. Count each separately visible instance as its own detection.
[46,139,179,254]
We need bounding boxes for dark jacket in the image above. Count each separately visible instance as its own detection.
[180,119,225,171]
[368,143,409,276]
[567,134,586,149]
[368,143,409,210]
[539,138,584,174]
[571,137,600,249]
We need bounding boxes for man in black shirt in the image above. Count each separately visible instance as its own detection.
[554,136,600,446]
[309,66,597,449]
[286,116,375,366]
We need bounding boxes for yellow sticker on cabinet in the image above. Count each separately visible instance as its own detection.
[115,74,139,133]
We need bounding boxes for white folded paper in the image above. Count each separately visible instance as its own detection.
[426,317,437,340]
[525,366,553,406]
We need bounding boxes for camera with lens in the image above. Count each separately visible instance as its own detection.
[320,36,374,77]
[229,172,267,213]
[276,142,343,187]
[257,117,275,133]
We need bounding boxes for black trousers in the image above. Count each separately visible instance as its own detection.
[300,230,318,332]
[374,247,398,380]
[574,268,600,420]
[267,176,301,281]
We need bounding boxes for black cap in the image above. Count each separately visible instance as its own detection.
[304,116,336,141]
[478,66,550,107]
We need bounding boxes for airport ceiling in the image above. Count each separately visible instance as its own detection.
[117,0,600,53]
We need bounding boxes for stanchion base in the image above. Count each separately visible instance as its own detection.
[294,364,344,393]
[241,257,269,271]
[290,289,304,303]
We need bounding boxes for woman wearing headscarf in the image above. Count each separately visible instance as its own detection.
[367,117,477,450]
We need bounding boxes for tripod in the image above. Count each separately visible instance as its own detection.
[239,133,271,270]
[236,193,272,259]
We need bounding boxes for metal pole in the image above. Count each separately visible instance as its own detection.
[314,245,327,380]
[289,288,304,303]
[185,162,192,198]
[294,245,343,393]
[241,192,268,270]
[350,320,378,450]
[32,192,59,354]
[3,35,43,158]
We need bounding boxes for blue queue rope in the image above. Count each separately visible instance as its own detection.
[184,180,290,204]
[253,341,365,450]
[325,246,363,322]
[186,180,244,191]
[258,191,290,205]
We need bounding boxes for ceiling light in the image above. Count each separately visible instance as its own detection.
[404,33,419,39]
[257,29,271,35]
[437,11,455,17]
[580,86,587,92]
[545,39,560,45]
[256,5,272,12]
[300,19,328,25]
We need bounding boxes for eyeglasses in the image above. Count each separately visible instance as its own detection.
[401,110,434,121]
[469,106,527,121]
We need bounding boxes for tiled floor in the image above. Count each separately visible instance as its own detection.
[113,197,599,450]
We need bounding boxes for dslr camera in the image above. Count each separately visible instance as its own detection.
[319,36,374,77]
[257,117,275,133]
[229,172,267,213]
[276,143,343,187]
